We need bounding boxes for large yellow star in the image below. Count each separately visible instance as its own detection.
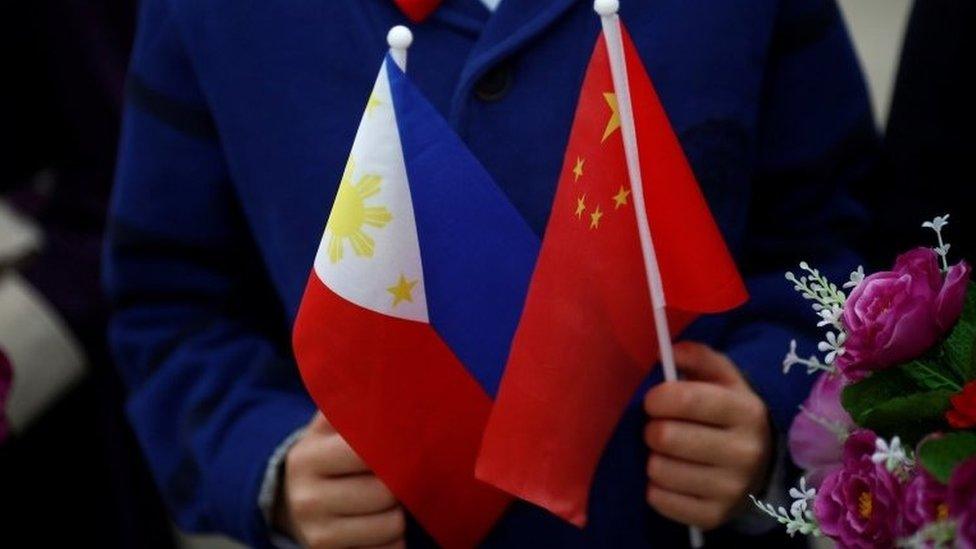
[366,93,382,116]
[572,157,585,182]
[601,93,620,142]
[612,185,631,209]
[387,274,418,307]
[590,205,603,229]
[575,194,586,219]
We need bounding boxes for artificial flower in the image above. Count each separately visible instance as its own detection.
[949,456,976,549]
[947,380,976,429]
[788,372,854,486]
[814,430,904,548]
[901,470,950,537]
[837,248,970,380]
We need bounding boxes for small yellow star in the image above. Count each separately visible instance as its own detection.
[589,205,603,229]
[612,186,631,209]
[572,157,585,182]
[575,194,587,219]
[387,274,418,307]
[366,93,382,116]
[602,93,621,142]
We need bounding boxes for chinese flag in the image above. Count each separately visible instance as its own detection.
[476,25,748,526]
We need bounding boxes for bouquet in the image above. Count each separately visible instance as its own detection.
[752,215,976,548]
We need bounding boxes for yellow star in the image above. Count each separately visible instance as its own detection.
[589,205,603,229]
[387,274,418,307]
[366,93,382,116]
[612,186,631,209]
[575,194,586,219]
[572,157,585,182]
[601,93,621,142]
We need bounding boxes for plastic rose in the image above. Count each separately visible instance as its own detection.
[788,372,854,486]
[814,430,904,548]
[837,248,971,380]
[901,471,949,537]
[949,456,976,549]
[0,347,12,444]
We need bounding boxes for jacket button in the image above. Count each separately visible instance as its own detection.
[474,65,512,101]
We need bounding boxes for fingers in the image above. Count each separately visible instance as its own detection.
[309,412,337,434]
[646,485,727,530]
[366,541,406,549]
[644,343,774,531]
[672,341,747,388]
[644,419,764,467]
[290,476,397,519]
[647,453,750,501]
[646,453,716,497]
[643,381,755,427]
[303,508,406,549]
[293,432,371,477]
[280,416,406,548]
[320,475,398,516]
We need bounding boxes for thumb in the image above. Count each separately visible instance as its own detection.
[308,411,336,434]
[671,341,746,389]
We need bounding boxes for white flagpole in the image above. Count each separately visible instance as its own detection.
[387,25,413,71]
[593,1,703,546]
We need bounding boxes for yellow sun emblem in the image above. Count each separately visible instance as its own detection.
[325,159,393,263]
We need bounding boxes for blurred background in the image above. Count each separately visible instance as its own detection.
[0,0,971,547]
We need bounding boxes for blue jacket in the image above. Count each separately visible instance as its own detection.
[105,0,874,546]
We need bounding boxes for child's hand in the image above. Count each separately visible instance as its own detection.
[643,342,773,530]
[274,413,406,549]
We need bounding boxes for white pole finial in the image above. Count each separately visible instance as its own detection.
[593,0,619,16]
[595,5,703,547]
[386,25,413,71]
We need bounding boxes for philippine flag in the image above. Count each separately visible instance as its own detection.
[292,54,539,547]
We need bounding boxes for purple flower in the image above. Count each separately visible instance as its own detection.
[901,471,949,537]
[814,430,904,548]
[0,347,12,444]
[949,456,976,549]
[789,372,854,486]
[837,248,971,380]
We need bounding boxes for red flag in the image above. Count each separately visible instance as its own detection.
[476,25,748,526]
[293,58,515,547]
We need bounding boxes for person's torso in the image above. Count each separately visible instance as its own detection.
[163,0,784,545]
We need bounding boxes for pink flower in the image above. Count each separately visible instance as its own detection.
[837,248,971,380]
[949,456,976,549]
[814,430,904,548]
[788,372,854,486]
[0,347,12,444]
[901,471,949,537]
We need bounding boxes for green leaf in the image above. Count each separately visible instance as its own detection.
[902,357,963,392]
[918,431,976,483]
[941,284,976,382]
[853,390,954,447]
[842,367,922,424]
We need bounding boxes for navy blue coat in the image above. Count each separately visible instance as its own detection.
[105,0,874,546]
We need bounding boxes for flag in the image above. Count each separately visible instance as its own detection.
[293,54,539,547]
[476,25,749,526]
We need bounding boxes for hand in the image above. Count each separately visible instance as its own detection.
[274,413,406,548]
[643,342,773,530]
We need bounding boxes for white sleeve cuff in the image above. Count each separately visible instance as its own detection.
[258,427,308,549]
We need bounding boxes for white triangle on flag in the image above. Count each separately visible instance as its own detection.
[313,61,428,323]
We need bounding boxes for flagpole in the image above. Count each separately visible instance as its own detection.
[387,25,413,71]
[593,1,703,546]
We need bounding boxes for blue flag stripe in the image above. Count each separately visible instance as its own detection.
[385,57,540,397]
